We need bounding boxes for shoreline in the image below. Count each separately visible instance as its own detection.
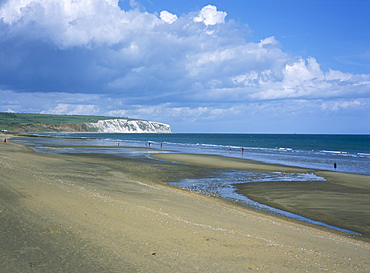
[152,153,370,238]
[1,135,369,271]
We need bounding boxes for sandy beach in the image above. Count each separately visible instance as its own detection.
[1,136,369,272]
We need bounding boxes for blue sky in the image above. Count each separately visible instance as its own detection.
[0,0,369,133]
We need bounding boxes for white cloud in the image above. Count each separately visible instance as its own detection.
[320,100,362,111]
[193,5,227,26]
[160,10,178,24]
[43,103,101,115]
[284,57,324,83]
[0,0,161,48]
[259,36,280,49]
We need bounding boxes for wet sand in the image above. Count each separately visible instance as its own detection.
[235,180,370,237]
[1,137,369,272]
[153,153,370,236]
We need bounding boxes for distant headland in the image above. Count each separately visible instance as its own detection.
[0,112,171,133]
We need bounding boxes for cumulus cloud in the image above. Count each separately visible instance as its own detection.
[160,10,178,24]
[193,5,227,26]
[0,0,369,132]
[0,0,162,48]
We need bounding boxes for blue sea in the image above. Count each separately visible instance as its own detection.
[13,133,370,233]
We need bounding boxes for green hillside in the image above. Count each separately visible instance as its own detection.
[0,112,129,131]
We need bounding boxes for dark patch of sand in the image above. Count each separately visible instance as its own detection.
[235,180,370,237]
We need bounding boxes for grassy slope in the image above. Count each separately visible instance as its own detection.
[0,112,136,131]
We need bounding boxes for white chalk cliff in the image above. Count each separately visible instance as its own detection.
[85,119,171,133]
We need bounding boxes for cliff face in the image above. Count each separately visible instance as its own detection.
[85,119,172,133]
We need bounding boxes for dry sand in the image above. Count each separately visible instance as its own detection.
[1,136,369,272]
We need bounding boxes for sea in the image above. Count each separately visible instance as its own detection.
[12,133,370,233]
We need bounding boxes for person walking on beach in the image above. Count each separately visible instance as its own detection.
[334,162,337,171]
[3,138,6,143]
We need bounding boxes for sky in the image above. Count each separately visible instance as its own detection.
[0,0,369,133]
